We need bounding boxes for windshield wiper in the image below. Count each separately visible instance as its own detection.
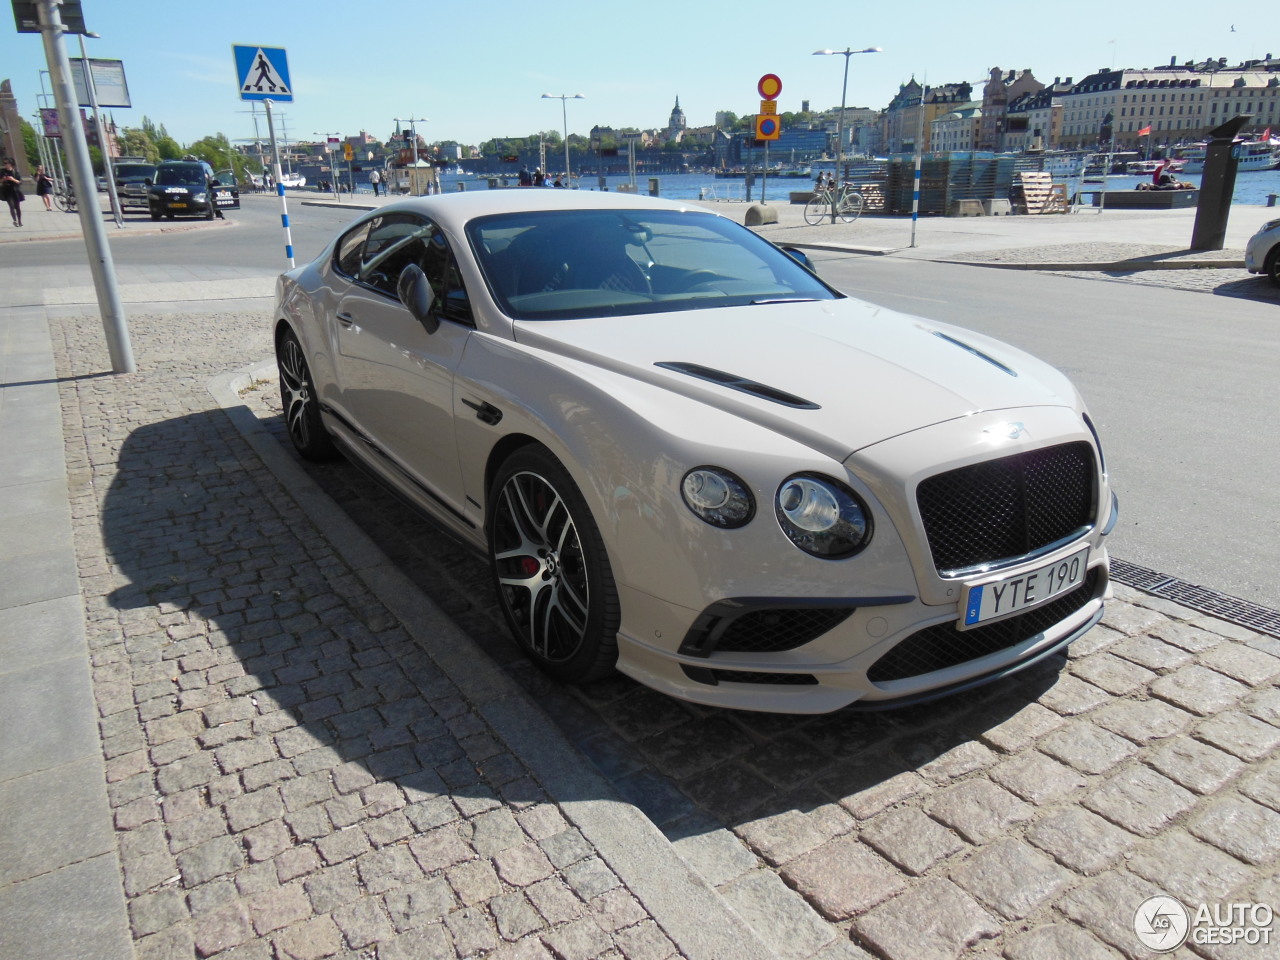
[749,297,820,305]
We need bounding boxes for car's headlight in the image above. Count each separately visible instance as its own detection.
[194,192,208,202]
[775,474,872,558]
[681,467,754,528]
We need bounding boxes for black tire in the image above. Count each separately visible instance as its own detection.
[803,195,828,225]
[205,202,216,221]
[150,211,160,221]
[276,327,339,461]
[1266,247,1280,288]
[488,446,619,683]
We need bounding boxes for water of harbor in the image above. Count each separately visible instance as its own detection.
[437,169,1280,207]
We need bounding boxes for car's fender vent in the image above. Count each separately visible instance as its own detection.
[656,362,820,410]
[682,666,820,686]
[679,603,858,656]
[867,567,1102,683]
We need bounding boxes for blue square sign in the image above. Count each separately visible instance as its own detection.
[234,45,293,102]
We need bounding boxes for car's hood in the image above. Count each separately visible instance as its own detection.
[513,297,1080,458]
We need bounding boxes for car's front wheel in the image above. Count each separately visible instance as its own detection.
[276,327,338,461]
[489,447,619,683]
[1266,247,1280,287]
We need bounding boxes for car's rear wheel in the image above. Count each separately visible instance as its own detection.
[1266,247,1280,287]
[489,447,619,683]
[276,327,338,461]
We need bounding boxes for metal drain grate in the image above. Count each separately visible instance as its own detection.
[1110,557,1280,640]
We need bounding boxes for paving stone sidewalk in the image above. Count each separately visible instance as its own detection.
[243,366,1280,960]
[44,303,720,960]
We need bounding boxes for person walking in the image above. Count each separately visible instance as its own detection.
[35,165,54,211]
[1,159,24,226]
[370,169,381,196]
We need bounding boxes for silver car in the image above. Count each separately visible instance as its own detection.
[274,190,1117,713]
[1245,217,1280,286]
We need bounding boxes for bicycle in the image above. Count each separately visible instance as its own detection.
[52,179,76,213]
[804,181,864,225]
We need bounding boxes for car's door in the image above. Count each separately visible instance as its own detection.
[331,211,474,513]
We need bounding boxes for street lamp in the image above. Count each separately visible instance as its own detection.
[542,93,584,187]
[812,47,881,174]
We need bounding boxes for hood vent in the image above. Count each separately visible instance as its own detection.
[655,361,820,410]
[932,331,1018,377]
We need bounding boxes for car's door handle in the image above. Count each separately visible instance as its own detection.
[336,312,354,326]
[461,398,503,426]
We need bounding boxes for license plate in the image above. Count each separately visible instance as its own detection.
[961,547,1089,628]
[170,202,187,208]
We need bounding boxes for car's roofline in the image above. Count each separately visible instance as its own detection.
[358,190,723,235]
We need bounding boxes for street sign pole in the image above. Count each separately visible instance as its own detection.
[234,44,294,265]
[262,99,294,267]
[35,0,134,373]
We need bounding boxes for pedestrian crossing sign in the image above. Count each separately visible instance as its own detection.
[233,45,293,102]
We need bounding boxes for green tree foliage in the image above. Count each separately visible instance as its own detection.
[21,118,40,169]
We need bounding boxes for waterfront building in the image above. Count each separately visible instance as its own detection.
[882,79,974,153]
[930,103,983,153]
[978,68,1043,151]
[1005,78,1073,152]
[1057,55,1280,149]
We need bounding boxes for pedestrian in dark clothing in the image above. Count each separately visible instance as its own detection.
[1,159,23,226]
[35,165,54,210]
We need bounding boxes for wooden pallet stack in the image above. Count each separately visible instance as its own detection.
[1013,171,1067,214]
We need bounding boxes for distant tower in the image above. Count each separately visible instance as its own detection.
[667,96,686,141]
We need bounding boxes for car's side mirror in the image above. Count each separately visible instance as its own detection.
[781,246,817,274]
[398,264,438,334]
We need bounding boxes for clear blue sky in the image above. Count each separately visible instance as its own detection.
[2,1,1272,149]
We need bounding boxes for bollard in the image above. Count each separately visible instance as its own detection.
[1268,194,1277,207]
[457,181,465,192]
[648,177,660,197]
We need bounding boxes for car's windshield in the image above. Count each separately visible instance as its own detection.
[466,208,841,320]
[115,163,155,181]
[155,166,205,187]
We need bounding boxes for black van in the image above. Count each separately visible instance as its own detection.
[113,159,156,208]
[147,160,238,220]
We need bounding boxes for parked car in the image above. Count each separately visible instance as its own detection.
[113,159,157,208]
[147,160,226,220]
[273,191,1117,713]
[1245,217,1280,286]
[212,170,241,211]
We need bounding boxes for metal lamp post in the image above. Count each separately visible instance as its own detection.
[314,131,342,199]
[812,47,881,178]
[542,94,584,187]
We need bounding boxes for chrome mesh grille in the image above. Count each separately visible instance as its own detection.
[916,442,1096,574]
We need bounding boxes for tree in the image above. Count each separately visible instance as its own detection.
[20,118,40,169]
[116,126,157,162]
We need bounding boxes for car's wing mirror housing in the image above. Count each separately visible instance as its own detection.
[780,246,817,274]
[398,264,439,334]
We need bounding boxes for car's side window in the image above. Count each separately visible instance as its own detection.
[343,214,472,325]
[334,222,372,278]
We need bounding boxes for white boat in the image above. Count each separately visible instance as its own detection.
[278,173,307,188]
[1177,138,1279,174]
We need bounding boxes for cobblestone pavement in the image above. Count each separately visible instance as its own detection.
[1046,269,1280,301]
[244,363,1280,959]
[48,304,707,960]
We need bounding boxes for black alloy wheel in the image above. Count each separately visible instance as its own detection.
[1266,247,1280,287]
[489,447,619,683]
[276,327,338,461]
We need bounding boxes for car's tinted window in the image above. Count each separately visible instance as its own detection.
[155,165,206,187]
[467,208,841,320]
[335,222,372,278]
[336,214,472,324]
[115,163,155,181]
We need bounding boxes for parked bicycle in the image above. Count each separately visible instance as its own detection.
[52,178,76,212]
[804,180,863,225]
